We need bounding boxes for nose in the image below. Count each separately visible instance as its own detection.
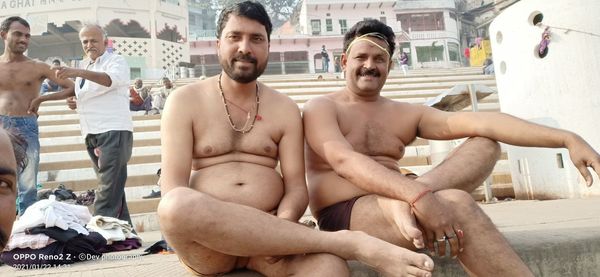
[237,37,252,54]
[363,58,375,69]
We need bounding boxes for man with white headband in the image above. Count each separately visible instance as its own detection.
[304,19,599,276]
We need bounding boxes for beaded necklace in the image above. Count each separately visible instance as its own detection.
[217,73,260,134]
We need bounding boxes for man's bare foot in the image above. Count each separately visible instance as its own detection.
[378,197,425,249]
[393,202,425,249]
[347,231,434,277]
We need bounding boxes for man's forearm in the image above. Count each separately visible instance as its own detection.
[78,69,112,87]
[334,151,428,202]
[276,187,308,222]
[38,88,75,102]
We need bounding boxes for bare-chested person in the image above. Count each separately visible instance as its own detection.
[303,19,600,276]
[0,16,74,215]
[158,2,434,276]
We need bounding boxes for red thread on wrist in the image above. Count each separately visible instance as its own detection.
[409,189,432,208]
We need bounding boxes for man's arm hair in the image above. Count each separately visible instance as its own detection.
[417,106,600,185]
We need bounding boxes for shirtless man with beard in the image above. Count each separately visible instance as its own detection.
[157,2,434,276]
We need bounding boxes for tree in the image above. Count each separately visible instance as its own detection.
[214,0,301,28]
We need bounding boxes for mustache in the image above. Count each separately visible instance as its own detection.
[358,67,380,77]
[232,53,257,64]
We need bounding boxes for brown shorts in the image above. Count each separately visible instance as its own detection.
[316,168,418,232]
[317,196,362,232]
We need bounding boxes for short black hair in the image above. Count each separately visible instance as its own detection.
[52,59,61,65]
[343,19,396,57]
[217,1,272,42]
[0,16,30,33]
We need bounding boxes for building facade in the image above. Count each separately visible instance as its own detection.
[189,0,463,77]
[0,0,190,79]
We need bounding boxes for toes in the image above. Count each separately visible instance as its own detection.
[406,256,434,277]
[419,254,434,271]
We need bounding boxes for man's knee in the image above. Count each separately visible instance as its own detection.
[468,137,501,160]
[158,187,206,234]
[436,189,479,213]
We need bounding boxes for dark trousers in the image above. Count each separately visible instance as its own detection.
[85,130,134,227]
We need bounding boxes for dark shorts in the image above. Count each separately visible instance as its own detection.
[317,196,362,232]
[316,169,418,232]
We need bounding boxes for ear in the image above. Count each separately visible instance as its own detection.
[388,59,394,72]
[216,39,221,56]
[0,31,6,40]
[341,52,348,70]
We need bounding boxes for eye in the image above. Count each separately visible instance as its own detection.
[227,34,241,41]
[252,36,264,42]
[0,179,14,192]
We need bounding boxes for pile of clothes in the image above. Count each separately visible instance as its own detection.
[1,195,140,269]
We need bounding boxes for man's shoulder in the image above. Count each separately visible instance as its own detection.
[303,93,339,113]
[169,76,213,99]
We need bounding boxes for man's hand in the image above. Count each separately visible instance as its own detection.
[566,135,600,186]
[66,96,77,110]
[27,97,42,117]
[54,66,80,79]
[377,197,425,249]
[411,192,463,258]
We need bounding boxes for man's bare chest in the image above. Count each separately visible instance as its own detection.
[192,119,280,159]
[0,64,43,91]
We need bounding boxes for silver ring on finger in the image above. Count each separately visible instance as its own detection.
[437,235,447,242]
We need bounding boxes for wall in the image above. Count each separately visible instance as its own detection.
[490,0,600,199]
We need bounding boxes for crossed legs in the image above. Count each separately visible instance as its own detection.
[349,137,532,276]
[351,190,532,276]
[159,187,435,277]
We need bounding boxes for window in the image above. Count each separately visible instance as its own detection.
[416,45,445,62]
[448,42,459,61]
[397,12,445,32]
[326,19,333,32]
[339,19,347,34]
[189,14,196,25]
[311,20,321,35]
[380,16,387,24]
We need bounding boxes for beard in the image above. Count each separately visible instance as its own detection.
[220,52,267,84]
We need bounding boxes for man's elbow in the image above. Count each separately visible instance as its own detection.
[328,153,355,179]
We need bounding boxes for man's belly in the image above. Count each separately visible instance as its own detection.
[307,170,368,218]
[189,162,284,212]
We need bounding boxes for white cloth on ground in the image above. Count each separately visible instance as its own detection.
[86,215,139,244]
[12,195,92,235]
[4,232,56,251]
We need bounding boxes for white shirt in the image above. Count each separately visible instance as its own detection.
[75,51,133,136]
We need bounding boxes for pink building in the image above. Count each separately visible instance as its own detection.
[189,0,462,76]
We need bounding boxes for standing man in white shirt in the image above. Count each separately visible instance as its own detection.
[54,24,134,226]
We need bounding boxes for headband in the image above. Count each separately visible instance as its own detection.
[345,32,391,57]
